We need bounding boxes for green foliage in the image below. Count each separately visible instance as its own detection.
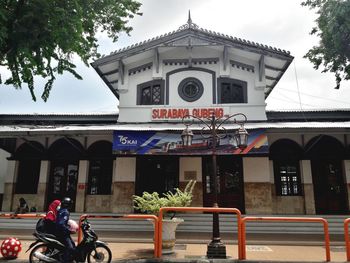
[133,180,196,216]
[0,0,141,101]
[302,0,350,89]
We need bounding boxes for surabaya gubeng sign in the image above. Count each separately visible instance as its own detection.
[151,107,227,120]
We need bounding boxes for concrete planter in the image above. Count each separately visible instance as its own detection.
[161,218,184,254]
[150,217,184,254]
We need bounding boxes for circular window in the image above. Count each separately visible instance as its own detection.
[178,77,204,102]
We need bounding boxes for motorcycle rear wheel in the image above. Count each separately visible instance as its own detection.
[29,244,57,263]
[87,243,112,263]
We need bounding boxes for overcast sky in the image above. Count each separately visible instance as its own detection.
[1,0,350,114]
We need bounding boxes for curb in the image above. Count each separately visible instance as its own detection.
[0,261,338,263]
[0,257,341,263]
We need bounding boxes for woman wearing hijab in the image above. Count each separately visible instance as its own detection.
[36,200,61,235]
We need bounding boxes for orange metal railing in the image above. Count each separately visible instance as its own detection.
[344,218,350,261]
[78,214,159,258]
[0,213,45,219]
[158,207,242,258]
[0,212,337,261]
[240,216,331,261]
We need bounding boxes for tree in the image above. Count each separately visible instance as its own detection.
[302,0,350,89]
[0,0,141,101]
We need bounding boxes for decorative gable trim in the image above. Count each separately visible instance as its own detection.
[93,28,293,67]
[163,58,219,66]
[128,62,153,76]
[230,60,255,73]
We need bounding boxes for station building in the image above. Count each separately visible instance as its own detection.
[1,17,350,215]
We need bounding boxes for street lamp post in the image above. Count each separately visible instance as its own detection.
[181,113,248,258]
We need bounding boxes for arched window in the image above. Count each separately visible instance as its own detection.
[304,135,345,159]
[47,138,85,209]
[14,141,45,194]
[270,139,303,196]
[87,141,113,195]
[305,135,348,214]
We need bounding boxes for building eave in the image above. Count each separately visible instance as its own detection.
[92,27,293,68]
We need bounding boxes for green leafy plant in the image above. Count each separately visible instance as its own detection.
[301,0,350,89]
[133,180,196,218]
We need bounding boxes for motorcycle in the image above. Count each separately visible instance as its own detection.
[27,218,112,263]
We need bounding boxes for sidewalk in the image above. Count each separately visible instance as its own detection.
[0,238,346,263]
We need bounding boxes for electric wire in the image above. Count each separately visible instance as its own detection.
[277,87,350,106]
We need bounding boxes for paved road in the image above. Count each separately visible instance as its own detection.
[1,240,348,262]
[0,229,348,262]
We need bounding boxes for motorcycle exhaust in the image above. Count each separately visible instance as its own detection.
[33,251,57,262]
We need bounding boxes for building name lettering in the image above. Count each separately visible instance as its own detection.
[152,108,224,120]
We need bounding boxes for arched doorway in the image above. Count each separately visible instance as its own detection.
[135,156,179,196]
[13,141,45,195]
[47,138,85,211]
[305,135,348,214]
[202,155,244,212]
[87,141,113,195]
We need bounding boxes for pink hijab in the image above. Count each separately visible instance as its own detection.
[45,200,61,222]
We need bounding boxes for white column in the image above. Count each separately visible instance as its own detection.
[179,157,202,182]
[115,157,136,183]
[2,160,17,211]
[5,160,16,184]
[112,157,136,213]
[39,161,50,184]
[76,160,88,212]
[0,149,10,196]
[243,157,272,214]
[36,161,50,211]
[179,157,202,207]
[343,160,350,210]
[301,160,315,214]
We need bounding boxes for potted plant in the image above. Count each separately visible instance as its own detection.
[133,180,196,254]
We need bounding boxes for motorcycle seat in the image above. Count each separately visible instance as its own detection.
[33,232,65,248]
[34,231,57,239]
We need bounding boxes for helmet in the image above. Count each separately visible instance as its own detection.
[61,197,72,209]
[68,219,79,234]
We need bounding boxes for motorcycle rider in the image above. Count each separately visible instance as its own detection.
[36,199,61,235]
[56,197,75,262]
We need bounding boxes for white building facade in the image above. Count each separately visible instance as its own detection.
[1,17,350,215]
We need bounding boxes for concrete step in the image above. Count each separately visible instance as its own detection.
[0,213,349,235]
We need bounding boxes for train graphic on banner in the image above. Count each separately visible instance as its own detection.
[113,130,268,155]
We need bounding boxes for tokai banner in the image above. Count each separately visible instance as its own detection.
[113,129,268,155]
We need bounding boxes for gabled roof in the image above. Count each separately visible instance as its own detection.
[92,15,294,99]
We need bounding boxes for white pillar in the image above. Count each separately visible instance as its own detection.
[301,160,315,214]
[243,157,272,214]
[2,160,17,211]
[76,160,88,212]
[36,161,50,211]
[112,157,136,213]
[179,157,202,207]
[343,160,350,210]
